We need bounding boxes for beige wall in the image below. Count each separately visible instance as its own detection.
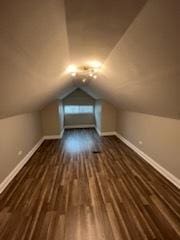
[117,111,180,179]
[101,101,117,132]
[41,100,63,135]
[95,100,102,132]
[63,89,95,127]
[63,88,95,106]
[0,112,42,183]
[59,101,64,131]
[95,100,117,133]
[64,114,94,126]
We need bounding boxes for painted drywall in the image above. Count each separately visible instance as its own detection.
[101,0,179,119]
[117,111,180,178]
[95,99,117,133]
[0,0,69,118]
[101,101,117,133]
[59,101,64,131]
[0,112,42,183]
[41,100,63,136]
[1,0,179,121]
[63,88,95,105]
[65,0,146,63]
[95,100,102,132]
[63,89,95,127]
[64,114,94,127]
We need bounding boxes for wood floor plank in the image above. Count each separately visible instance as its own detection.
[0,128,180,240]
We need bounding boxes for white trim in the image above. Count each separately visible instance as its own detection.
[0,138,44,194]
[43,129,64,140]
[116,133,180,189]
[43,135,61,140]
[101,131,116,136]
[95,128,116,136]
[1,131,178,196]
[95,127,101,136]
[60,128,64,138]
[0,129,65,194]
[64,124,95,129]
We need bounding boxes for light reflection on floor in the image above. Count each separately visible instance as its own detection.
[64,132,94,153]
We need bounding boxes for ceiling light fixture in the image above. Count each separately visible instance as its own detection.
[66,64,77,74]
[88,60,102,69]
[71,72,76,77]
[66,60,102,80]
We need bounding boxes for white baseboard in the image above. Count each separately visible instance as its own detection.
[0,129,65,194]
[60,129,64,138]
[101,131,116,136]
[43,135,60,140]
[43,129,64,140]
[1,131,178,195]
[95,127,101,136]
[64,124,95,129]
[116,133,180,189]
[0,137,44,194]
[95,127,116,137]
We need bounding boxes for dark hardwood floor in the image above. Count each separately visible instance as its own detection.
[0,128,180,240]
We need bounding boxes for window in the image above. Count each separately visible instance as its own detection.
[64,105,94,114]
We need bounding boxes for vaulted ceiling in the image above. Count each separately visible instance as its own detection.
[0,0,179,119]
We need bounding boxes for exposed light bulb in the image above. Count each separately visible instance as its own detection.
[82,78,86,83]
[93,75,97,79]
[66,64,77,73]
[89,73,93,77]
[71,72,76,77]
[89,60,102,69]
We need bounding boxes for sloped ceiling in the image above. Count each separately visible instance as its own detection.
[0,0,179,119]
[63,88,95,106]
[0,0,70,118]
[102,0,180,119]
[65,0,147,63]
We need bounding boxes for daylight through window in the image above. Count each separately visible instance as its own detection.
[64,105,94,114]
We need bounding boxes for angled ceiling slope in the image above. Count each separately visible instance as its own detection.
[62,88,95,106]
[65,0,147,63]
[0,0,146,119]
[0,0,179,120]
[0,0,69,119]
[102,0,180,119]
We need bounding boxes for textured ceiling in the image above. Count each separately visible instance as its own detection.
[0,0,179,119]
[65,0,147,63]
[102,0,180,119]
[0,0,70,118]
